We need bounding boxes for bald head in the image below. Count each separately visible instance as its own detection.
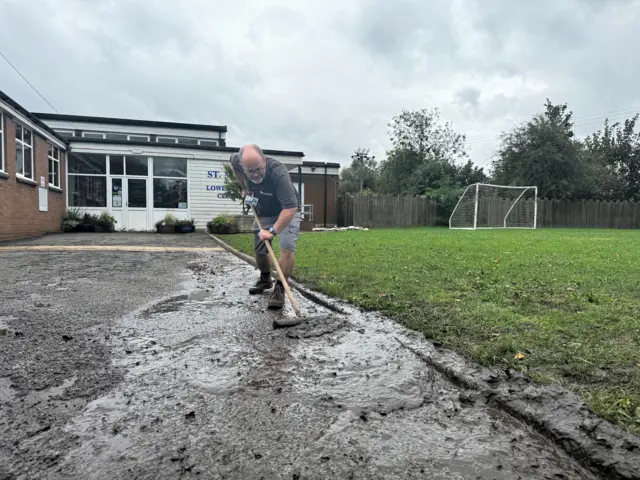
[239,144,267,184]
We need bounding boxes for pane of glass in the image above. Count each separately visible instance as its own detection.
[24,147,33,178]
[54,161,59,187]
[153,178,187,208]
[110,155,124,175]
[125,156,148,176]
[55,147,61,160]
[68,175,107,207]
[111,178,122,208]
[23,128,32,147]
[15,124,22,141]
[129,135,148,142]
[199,140,218,147]
[49,159,54,185]
[68,153,107,174]
[156,137,176,144]
[54,130,74,139]
[83,132,105,139]
[105,133,128,141]
[153,157,187,178]
[176,137,198,145]
[16,143,23,175]
[128,179,147,208]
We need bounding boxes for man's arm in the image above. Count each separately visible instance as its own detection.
[270,166,300,234]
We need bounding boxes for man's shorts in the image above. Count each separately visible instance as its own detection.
[253,212,301,255]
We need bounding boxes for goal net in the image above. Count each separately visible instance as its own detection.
[449,183,538,229]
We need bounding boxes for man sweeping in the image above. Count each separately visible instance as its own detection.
[230,144,301,309]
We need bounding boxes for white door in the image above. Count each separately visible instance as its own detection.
[110,177,124,228]
[126,178,148,231]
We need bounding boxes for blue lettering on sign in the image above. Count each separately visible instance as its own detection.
[206,185,225,191]
[207,170,230,178]
[217,193,227,199]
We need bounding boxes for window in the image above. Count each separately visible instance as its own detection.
[54,129,75,139]
[198,140,218,147]
[105,133,128,141]
[109,155,124,175]
[15,123,34,179]
[128,135,149,142]
[157,137,177,144]
[153,156,188,208]
[0,112,4,173]
[153,157,187,178]
[67,152,107,207]
[153,178,187,208]
[82,132,105,139]
[176,137,198,146]
[48,144,61,188]
[125,155,148,176]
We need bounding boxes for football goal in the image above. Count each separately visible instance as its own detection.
[449,183,538,229]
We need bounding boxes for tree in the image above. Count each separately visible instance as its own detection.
[584,114,640,201]
[339,147,378,194]
[377,107,473,196]
[223,163,249,214]
[490,99,594,199]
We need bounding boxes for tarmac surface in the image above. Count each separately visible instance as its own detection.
[0,233,604,479]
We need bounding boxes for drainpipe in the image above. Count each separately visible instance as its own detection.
[297,165,302,209]
[324,164,327,227]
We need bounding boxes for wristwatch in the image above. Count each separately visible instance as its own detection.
[268,226,277,236]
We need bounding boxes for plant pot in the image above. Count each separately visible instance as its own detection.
[157,224,176,234]
[208,224,237,234]
[80,224,96,233]
[177,225,195,233]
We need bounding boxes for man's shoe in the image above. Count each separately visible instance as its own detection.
[249,276,272,294]
[267,281,285,309]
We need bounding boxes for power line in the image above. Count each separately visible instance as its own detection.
[0,49,61,114]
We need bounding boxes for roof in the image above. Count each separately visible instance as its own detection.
[68,137,304,157]
[33,112,228,133]
[0,90,68,144]
[302,161,341,168]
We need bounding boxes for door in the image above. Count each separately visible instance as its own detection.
[126,178,148,231]
[110,178,124,228]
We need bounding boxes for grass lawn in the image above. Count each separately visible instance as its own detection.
[221,227,640,434]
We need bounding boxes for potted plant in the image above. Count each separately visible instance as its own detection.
[80,212,98,232]
[61,208,83,232]
[95,211,117,233]
[176,218,196,233]
[155,213,178,233]
[207,215,238,234]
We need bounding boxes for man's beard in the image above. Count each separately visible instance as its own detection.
[249,175,265,184]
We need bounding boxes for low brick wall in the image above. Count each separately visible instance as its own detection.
[232,215,254,233]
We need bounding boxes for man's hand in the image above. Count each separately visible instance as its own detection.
[258,229,274,243]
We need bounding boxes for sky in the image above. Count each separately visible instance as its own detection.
[1,0,639,173]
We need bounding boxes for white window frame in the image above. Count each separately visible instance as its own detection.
[128,134,150,142]
[48,143,62,189]
[0,111,4,173]
[54,129,75,137]
[82,131,151,142]
[15,122,34,180]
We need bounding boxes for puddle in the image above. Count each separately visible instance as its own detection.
[22,376,78,406]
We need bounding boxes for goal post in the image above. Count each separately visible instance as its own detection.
[449,183,538,230]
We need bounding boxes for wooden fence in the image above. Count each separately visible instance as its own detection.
[337,193,439,228]
[337,193,640,229]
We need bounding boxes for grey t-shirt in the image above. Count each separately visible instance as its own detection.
[230,153,299,217]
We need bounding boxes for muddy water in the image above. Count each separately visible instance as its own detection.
[41,256,598,480]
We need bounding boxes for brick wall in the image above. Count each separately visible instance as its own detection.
[290,172,339,227]
[0,114,67,242]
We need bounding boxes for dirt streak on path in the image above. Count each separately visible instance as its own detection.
[0,233,599,479]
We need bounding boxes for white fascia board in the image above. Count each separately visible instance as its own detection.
[68,142,305,166]
[42,119,222,140]
[0,100,67,149]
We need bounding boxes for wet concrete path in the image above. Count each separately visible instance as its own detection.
[0,233,599,479]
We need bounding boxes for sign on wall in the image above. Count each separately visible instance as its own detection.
[206,169,232,199]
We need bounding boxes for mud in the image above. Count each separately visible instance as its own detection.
[0,233,632,479]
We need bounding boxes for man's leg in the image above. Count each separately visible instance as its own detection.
[268,214,301,309]
[248,219,274,294]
